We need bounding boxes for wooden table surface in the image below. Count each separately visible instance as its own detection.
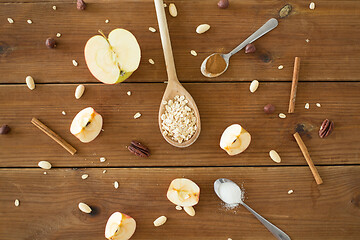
[1,0,360,239]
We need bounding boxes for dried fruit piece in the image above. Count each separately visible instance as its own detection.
[75,84,85,99]
[217,0,229,9]
[153,216,167,227]
[319,119,334,138]
[183,206,195,216]
[249,80,259,93]
[26,76,35,90]
[0,125,11,135]
[269,150,281,163]
[45,38,56,48]
[264,104,275,114]
[77,0,86,10]
[196,24,210,34]
[169,3,177,17]
[38,161,52,170]
[245,44,256,53]
[128,141,150,157]
[78,202,92,213]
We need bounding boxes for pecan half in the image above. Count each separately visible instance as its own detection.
[319,119,334,138]
[128,141,150,157]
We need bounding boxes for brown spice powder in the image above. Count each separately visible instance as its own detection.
[205,54,227,74]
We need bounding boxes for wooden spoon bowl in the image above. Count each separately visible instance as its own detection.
[154,0,201,147]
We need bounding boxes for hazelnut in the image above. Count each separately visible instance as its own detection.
[45,38,56,49]
[245,43,256,53]
[264,104,275,114]
[77,0,86,10]
[0,124,11,135]
[217,0,229,9]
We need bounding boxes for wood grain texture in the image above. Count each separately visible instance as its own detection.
[1,166,360,239]
[1,0,360,83]
[0,82,359,167]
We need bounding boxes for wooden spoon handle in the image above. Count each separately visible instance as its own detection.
[154,0,178,83]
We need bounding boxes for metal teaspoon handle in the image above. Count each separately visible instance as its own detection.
[228,18,278,57]
[241,202,291,240]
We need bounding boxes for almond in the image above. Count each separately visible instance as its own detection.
[78,202,92,213]
[38,161,52,170]
[169,3,177,17]
[75,85,85,99]
[196,24,210,34]
[269,150,281,163]
[183,206,195,216]
[153,216,167,227]
[26,76,35,90]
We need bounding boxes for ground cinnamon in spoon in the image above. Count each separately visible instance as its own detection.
[205,53,227,74]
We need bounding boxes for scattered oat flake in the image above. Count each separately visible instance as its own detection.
[52,5,57,10]
[164,81,168,84]
[134,112,142,119]
[101,129,105,132]
[305,103,310,109]
[279,113,286,119]
[149,59,155,64]
[114,181,119,189]
[81,174,89,180]
[288,189,294,194]
[316,103,321,107]
[278,65,284,70]
[164,3,167,7]
[100,157,106,163]
[190,50,197,56]
[309,2,315,10]
[175,205,182,210]
[62,111,66,115]
[7,18,14,24]
[105,19,109,23]
[149,27,156,33]
[127,91,132,96]
[306,39,310,43]
[72,60,78,67]
[27,19,32,24]
[56,33,61,38]
[43,172,47,175]
[14,199,20,207]
[228,238,233,240]
[103,170,107,174]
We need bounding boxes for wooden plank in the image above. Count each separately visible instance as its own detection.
[1,0,360,83]
[0,166,359,239]
[0,82,359,167]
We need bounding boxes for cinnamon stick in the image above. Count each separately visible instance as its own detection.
[293,132,323,185]
[31,118,77,155]
[288,57,301,113]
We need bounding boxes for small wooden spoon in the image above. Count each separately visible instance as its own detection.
[154,0,201,148]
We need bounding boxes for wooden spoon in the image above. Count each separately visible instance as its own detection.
[154,0,201,148]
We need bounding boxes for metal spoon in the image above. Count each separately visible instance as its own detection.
[201,18,279,78]
[214,178,291,240]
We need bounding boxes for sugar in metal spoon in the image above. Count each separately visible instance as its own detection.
[214,178,291,240]
[201,18,279,78]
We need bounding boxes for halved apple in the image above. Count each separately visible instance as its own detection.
[220,124,251,156]
[84,28,141,84]
[167,178,200,207]
[70,107,103,143]
[105,212,136,240]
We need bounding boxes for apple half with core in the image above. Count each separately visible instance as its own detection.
[220,124,251,156]
[105,212,136,240]
[70,107,103,143]
[167,178,200,207]
[85,28,141,84]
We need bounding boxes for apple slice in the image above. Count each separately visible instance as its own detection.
[84,28,141,84]
[220,124,251,156]
[70,107,103,143]
[105,212,136,240]
[167,178,200,207]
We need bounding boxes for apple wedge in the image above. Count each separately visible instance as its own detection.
[84,28,141,84]
[220,124,251,156]
[105,212,136,240]
[167,178,200,207]
[70,107,103,143]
